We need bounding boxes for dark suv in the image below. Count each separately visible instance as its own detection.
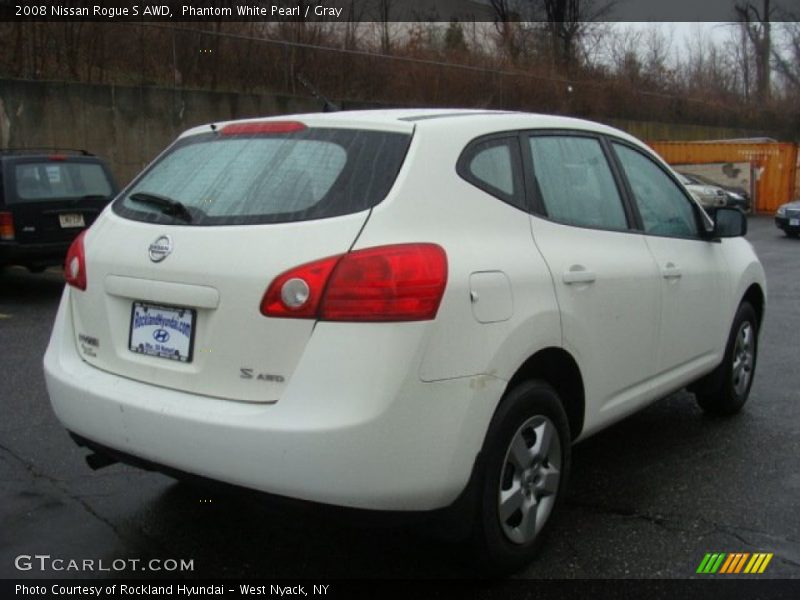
[0,149,118,272]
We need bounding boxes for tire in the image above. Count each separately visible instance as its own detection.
[469,381,571,576]
[786,231,800,238]
[695,302,758,416]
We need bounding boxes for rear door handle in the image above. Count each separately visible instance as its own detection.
[563,266,596,285]
[662,262,682,280]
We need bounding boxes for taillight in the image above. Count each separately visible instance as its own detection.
[64,230,87,291]
[322,244,448,321]
[221,121,306,136]
[261,244,448,322]
[260,255,340,319]
[0,212,14,241]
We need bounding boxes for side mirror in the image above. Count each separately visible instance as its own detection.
[711,207,747,238]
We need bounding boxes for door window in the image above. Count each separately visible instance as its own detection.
[612,143,699,238]
[529,135,628,231]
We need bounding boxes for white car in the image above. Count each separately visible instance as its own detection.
[675,172,728,209]
[44,110,766,573]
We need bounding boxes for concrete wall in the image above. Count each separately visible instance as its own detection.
[0,78,762,187]
[0,78,321,185]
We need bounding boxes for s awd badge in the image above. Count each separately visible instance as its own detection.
[240,368,285,383]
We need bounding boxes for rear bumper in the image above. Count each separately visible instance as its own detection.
[44,288,503,511]
[0,240,69,266]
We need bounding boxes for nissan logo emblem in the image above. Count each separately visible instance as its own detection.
[148,235,173,262]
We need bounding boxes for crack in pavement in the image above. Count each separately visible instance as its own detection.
[565,499,800,569]
[565,499,685,532]
[0,440,169,556]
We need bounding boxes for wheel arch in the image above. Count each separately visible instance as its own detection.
[742,283,765,329]
[503,348,585,441]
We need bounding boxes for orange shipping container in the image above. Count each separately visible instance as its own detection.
[649,141,798,213]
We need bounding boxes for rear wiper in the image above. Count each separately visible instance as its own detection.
[129,192,193,223]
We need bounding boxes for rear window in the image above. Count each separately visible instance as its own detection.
[114,127,412,226]
[12,162,113,202]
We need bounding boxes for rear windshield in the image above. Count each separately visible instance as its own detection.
[113,127,412,226]
[12,161,114,203]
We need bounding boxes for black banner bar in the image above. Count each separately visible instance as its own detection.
[5,579,800,600]
[2,0,799,23]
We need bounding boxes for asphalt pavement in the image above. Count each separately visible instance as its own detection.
[1,215,798,580]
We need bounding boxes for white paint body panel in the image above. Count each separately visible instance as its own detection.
[44,109,766,510]
[528,217,662,435]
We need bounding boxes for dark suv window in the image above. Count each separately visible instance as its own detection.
[0,152,118,270]
[114,128,412,226]
[12,162,113,202]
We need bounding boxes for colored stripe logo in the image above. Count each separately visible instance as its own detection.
[697,552,773,574]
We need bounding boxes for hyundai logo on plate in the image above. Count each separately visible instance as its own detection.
[148,235,173,262]
[153,329,170,343]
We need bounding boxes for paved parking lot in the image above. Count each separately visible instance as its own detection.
[1,215,798,579]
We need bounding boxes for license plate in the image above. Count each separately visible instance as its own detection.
[129,302,195,363]
[59,213,85,228]
[790,218,799,226]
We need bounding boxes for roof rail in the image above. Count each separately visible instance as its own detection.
[0,147,94,156]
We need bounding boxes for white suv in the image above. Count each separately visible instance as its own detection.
[44,110,766,573]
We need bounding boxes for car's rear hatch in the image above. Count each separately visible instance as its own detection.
[2,154,117,244]
[68,118,413,403]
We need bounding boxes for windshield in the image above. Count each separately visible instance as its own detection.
[12,161,114,203]
[114,127,411,226]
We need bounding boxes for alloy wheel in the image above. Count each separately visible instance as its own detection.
[497,415,562,545]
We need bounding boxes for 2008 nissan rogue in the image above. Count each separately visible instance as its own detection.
[44,110,766,573]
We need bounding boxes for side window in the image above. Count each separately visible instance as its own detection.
[458,137,525,210]
[529,135,628,231]
[471,144,514,195]
[612,143,699,238]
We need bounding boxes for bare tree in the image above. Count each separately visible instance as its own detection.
[603,24,644,81]
[771,14,800,93]
[642,25,673,79]
[489,0,615,69]
[677,26,740,103]
[343,0,366,50]
[540,0,616,69]
[378,0,393,54]
[723,21,755,101]
[735,0,774,102]
[489,0,521,61]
